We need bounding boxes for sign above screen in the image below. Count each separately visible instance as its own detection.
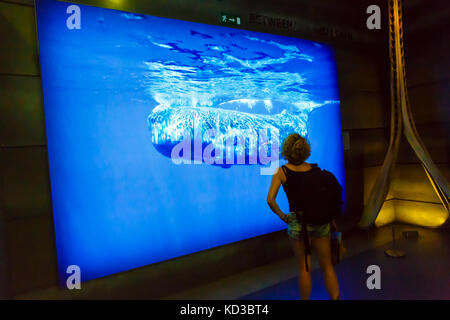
[35,0,345,283]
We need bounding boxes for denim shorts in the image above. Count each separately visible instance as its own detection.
[286,212,330,239]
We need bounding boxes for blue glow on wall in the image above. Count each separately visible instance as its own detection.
[35,0,345,283]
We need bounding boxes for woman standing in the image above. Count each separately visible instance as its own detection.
[266,133,340,300]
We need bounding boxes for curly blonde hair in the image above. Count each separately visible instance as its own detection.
[281,133,311,164]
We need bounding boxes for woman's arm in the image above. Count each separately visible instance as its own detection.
[267,168,289,223]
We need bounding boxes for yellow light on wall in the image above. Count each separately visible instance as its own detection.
[374,200,396,227]
[373,164,449,228]
[375,199,448,228]
[395,200,448,227]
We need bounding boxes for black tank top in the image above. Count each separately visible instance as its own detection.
[281,163,318,213]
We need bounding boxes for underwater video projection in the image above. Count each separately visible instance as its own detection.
[35,0,345,283]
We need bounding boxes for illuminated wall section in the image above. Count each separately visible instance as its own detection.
[372,164,449,228]
[35,0,344,282]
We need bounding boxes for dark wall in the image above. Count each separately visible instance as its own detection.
[0,0,395,298]
[403,1,449,162]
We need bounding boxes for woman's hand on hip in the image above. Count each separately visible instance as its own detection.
[280,213,290,224]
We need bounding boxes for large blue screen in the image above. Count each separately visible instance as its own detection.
[36,0,345,283]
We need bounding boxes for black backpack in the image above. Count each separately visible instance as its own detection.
[294,166,343,272]
[299,166,343,225]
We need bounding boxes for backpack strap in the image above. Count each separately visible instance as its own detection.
[302,218,311,272]
[280,165,288,181]
[330,223,340,264]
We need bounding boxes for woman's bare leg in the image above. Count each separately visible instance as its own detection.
[311,235,340,300]
[289,237,312,300]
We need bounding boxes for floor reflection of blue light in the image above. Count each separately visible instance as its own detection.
[241,233,450,300]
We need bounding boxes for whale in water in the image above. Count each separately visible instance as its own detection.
[147,104,309,167]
